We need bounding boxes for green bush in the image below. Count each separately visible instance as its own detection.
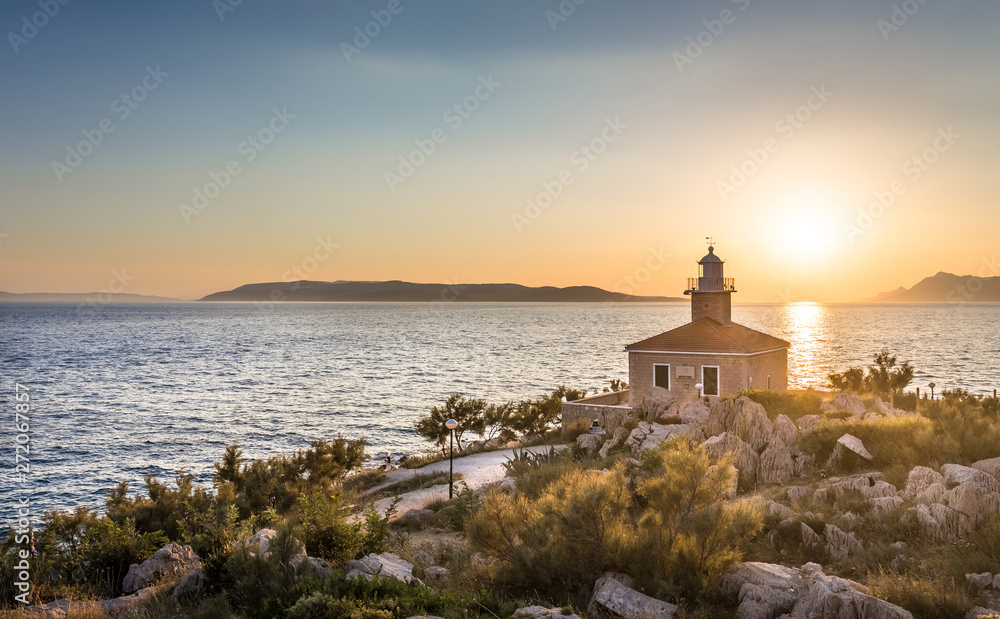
[467,439,761,605]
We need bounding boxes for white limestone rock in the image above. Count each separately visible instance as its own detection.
[514,606,582,619]
[598,426,630,459]
[824,523,862,561]
[703,432,759,487]
[346,553,419,584]
[705,397,774,453]
[679,401,710,425]
[589,572,677,619]
[902,466,945,499]
[942,464,1000,494]
[638,386,675,419]
[577,433,603,457]
[758,438,794,486]
[832,392,866,417]
[869,496,905,518]
[797,414,822,433]
[972,457,1000,482]
[171,568,206,602]
[122,543,202,594]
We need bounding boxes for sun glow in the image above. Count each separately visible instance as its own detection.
[768,187,842,260]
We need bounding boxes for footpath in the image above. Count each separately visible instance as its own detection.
[366,445,562,517]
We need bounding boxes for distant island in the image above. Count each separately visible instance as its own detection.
[200,280,685,303]
[0,291,182,303]
[867,271,1000,303]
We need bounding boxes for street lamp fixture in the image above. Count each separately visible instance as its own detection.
[695,382,704,399]
[929,383,936,400]
[446,418,458,499]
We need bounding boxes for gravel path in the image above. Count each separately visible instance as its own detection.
[366,445,563,518]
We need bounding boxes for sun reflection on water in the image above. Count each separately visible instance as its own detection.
[778,302,830,389]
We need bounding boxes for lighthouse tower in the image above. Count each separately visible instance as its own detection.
[684,239,736,324]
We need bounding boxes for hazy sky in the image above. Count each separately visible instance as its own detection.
[1,0,997,301]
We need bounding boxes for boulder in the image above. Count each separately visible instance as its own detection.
[589,572,677,619]
[812,488,829,504]
[972,457,1000,482]
[787,486,810,504]
[245,528,307,559]
[514,607,582,619]
[914,482,946,505]
[723,562,912,619]
[290,555,334,582]
[598,425,630,459]
[704,432,759,487]
[942,464,1000,494]
[824,523,862,561]
[411,550,434,566]
[942,482,1000,529]
[832,392,866,417]
[639,387,675,419]
[869,496,905,518]
[825,434,873,469]
[968,607,1000,619]
[171,568,205,602]
[773,414,798,449]
[577,433,603,457]
[346,553,419,584]
[793,452,816,478]
[832,472,893,499]
[967,572,994,589]
[800,522,823,548]
[914,502,973,540]
[766,501,797,521]
[874,397,909,418]
[758,439,794,486]
[708,464,739,498]
[705,397,773,452]
[625,422,701,455]
[798,414,822,433]
[398,509,438,527]
[122,543,201,593]
[679,402,710,425]
[902,466,945,499]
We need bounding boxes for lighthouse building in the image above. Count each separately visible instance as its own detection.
[625,244,790,404]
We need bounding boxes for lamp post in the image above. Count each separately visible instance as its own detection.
[929,383,936,400]
[695,382,704,400]
[446,418,458,499]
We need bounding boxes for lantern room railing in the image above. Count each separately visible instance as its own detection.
[685,277,736,292]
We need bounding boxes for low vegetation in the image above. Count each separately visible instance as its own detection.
[4,369,1000,619]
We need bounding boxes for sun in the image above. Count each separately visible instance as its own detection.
[768,187,842,259]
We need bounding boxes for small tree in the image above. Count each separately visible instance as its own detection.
[415,393,487,451]
[829,349,914,405]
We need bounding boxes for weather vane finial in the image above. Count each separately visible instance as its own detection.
[706,236,716,252]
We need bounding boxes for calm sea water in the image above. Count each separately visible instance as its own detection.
[1,302,998,513]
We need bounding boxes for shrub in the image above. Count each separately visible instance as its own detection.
[733,389,823,422]
[867,568,975,619]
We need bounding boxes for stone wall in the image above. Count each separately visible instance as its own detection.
[561,389,632,434]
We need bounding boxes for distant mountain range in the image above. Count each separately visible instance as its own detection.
[0,291,181,303]
[867,272,1000,303]
[200,280,685,303]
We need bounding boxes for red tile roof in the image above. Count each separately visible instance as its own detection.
[625,317,790,354]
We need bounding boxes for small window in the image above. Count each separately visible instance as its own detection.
[702,366,719,396]
[654,364,670,390]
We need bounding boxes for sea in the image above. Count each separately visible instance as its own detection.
[1,301,998,514]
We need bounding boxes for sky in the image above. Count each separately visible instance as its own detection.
[0,0,997,302]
